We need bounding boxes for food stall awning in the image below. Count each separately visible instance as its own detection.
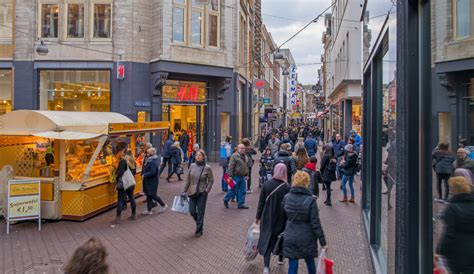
[0,110,133,140]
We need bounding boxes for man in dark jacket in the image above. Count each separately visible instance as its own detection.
[332,134,346,179]
[304,134,317,157]
[142,148,167,215]
[223,144,250,209]
[274,143,297,185]
[437,176,474,273]
[432,142,456,200]
[159,133,174,177]
[179,130,189,162]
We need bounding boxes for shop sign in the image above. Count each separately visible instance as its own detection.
[263,98,270,104]
[290,65,297,105]
[6,179,41,234]
[117,62,125,80]
[162,81,207,103]
[109,122,170,134]
[254,79,266,90]
[134,101,151,107]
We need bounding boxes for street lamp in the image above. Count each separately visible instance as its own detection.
[36,40,48,56]
[273,50,284,60]
[282,68,290,76]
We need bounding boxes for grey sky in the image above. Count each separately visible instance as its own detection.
[262,0,332,85]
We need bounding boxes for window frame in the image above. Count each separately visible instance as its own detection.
[172,0,187,44]
[64,1,86,40]
[0,0,14,44]
[207,0,220,48]
[453,0,471,39]
[38,2,62,40]
[90,0,112,41]
[190,1,204,46]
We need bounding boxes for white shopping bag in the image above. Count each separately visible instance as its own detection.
[316,249,334,274]
[244,223,260,261]
[171,195,190,214]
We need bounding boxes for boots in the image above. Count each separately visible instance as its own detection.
[349,197,355,203]
[339,195,348,203]
[128,213,137,220]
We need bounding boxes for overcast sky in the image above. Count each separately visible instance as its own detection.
[262,0,332,85]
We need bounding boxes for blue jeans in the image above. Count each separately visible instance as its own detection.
[181,146,188,162]
[221,166,228,192]
[336,157,343,179]
[341,174,355,197]
[288,257,316,274]
[223,176,246,207]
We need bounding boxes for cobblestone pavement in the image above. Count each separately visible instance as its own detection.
[1,162,373,274]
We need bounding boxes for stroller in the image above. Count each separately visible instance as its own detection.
[259,151,275,188]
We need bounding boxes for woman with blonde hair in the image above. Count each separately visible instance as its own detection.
[437,176,474,273]
[282,171,327,274]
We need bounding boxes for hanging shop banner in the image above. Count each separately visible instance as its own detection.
[290,65,297,105]
[6,179,41,234]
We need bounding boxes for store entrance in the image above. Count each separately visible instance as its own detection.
[163,104,205,156]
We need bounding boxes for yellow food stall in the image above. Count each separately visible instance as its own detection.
[0,110,169,221]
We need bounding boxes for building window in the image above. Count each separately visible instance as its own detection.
[172,0,220,47]
[41,4,60,38]
[93,4,111,38]
[0,0,13,43]
[67,4,85,38]
[39,70,111,112]
[0,70,13,115]
[454,0,470,38]
[173,0,186,42]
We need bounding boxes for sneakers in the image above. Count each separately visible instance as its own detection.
[246,189,253,194]
[159,204,168,213]
[142,210,153,215]
[263,267,270,274]
[238,205,249,209]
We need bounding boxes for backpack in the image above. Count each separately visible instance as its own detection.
[220,145,227,159]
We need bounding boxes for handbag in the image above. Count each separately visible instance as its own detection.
[120,165,136,190]
[176,165,184,175]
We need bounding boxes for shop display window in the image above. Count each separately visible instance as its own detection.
[93,4,111,38]
[0,70,13,115]
[39,70,110,112]
[41,4,59,38]
[65,140,112,183]
[67,4,85,38]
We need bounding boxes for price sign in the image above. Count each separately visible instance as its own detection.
[6,179,41,234]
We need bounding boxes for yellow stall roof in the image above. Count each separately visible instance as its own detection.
[0,110,133,140]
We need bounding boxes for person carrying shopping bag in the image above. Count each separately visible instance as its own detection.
[282,171,327,274]
[183,150,214,237]
[256,163,291,274]
[142,148,167,215]
[113,142,137,223]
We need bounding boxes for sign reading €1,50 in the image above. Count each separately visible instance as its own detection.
[6,179,41,234]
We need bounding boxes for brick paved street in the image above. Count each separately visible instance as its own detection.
[1,162,373,274]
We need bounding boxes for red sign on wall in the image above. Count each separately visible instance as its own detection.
[176,84,199,102]
[117,62,125,80]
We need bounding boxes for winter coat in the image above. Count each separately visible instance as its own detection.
[219,141,232,167]
[268,138,281,155]
[179,133,189,149]
[162,138,174,158]
[282,187,326,259]
[453,158,474,175]
[274,150,297,184]
[246,146,257,168]
[320,155,337,182]
[227,152,249,177]
[432,150,456,174]
[184,161,214,196]
[304,138,317,157]
[341,152,358,176]
[188,151,196,168]
[259,136,268,152]
[332,140,346,157]
[437,193,474,273]
[256,179,291,256]
[280,137,294,152]
[142,155,160,196]
[170,147,182,165]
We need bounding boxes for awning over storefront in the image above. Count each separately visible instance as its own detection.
[0,110,133,140]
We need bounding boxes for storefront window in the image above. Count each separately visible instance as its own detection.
[41,4,59,38]
[93,4,111,38]
[67,4,85,38]
[65,140,113,183]
[39,70,110,112]
[0,70,13,115]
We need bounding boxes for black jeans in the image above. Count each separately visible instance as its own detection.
[189,192,208,233]
[247,165,253,190]
[117,187,136,217]
[324,181,332,202]
[167,163,182,180]
[263,238,284,267]
[437,173,451,200]
[146,193,165,211]
[159,157,172,177]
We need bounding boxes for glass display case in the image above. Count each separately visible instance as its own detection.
[65,140,112,183]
